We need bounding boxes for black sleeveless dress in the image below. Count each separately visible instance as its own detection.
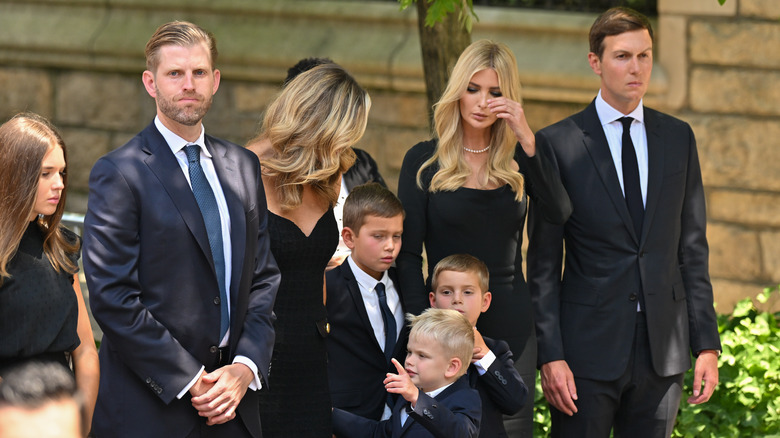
[259,210,338,437]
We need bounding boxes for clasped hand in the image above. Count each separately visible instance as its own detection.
[190,363,254,425]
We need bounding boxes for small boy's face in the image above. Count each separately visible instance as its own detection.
[343,213,403,281]
[429,270,491,327]
[404,335,457,393]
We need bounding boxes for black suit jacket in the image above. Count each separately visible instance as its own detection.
[343,147,387,192]
[326,262,409,420]
[332,374,481,438]
[468,337,527,438]
[83,122,280,437]
[527,101,721,381]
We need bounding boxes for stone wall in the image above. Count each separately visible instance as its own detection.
[0,0,776,312]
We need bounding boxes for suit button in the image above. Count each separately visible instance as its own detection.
[629,293,638,302]
[209,345,218,354]
[146,377,152,384]
[423,408,434,419]
[639,251,645,257]
[213,296,221,305]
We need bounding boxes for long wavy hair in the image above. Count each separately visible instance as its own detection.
[250,64,371,210]
[0,113,78,284]
[417,39,525,201]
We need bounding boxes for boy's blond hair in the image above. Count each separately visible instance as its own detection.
[431,254,489,293]
[407,308,474,378]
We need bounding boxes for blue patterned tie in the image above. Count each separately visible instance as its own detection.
[184,144,229,339]
[375,282,397,363]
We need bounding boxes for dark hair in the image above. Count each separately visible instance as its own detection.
[0,362,80,409]
[589,7,654,59]
[284,57,335,86]
[145,21,218,73]
[343,182,405,233]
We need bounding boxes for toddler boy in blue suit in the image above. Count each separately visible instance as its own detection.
[326,183,407,420]
[429,254,528,437]
[332,308,481,437]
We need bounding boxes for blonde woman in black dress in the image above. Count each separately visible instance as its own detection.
[247,64,371,437]
[0,113,99,434]
[397,40,571,436]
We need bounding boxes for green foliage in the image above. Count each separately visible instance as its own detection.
[533,286,780,437]
[398,0,478,32]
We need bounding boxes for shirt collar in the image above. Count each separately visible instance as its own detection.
[154,116,209,157]
[426,381,454,399]
[595,90,645,126]
[347,255,390,292]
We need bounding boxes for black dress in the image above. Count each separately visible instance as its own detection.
[0,221,80,373]
[259,210,338,437]
[396,140,571,433]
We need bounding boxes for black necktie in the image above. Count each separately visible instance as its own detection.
[375,282,397,362]
[184,144,229,339]
[620,117,644,237]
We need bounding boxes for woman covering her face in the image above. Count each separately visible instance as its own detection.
[0,113,99,435]
[396,40,572,436]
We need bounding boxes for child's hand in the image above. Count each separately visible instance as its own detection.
[472,327,490,363]
[384,358,419,406]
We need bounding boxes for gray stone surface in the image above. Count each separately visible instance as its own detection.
[690,21,780,69]
[56,72,143,131]
[742,0,780,19]
[708,223,762,282]
[0,68,52,120]
[708,190,780,228]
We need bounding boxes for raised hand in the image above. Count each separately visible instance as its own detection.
[487,97,535,156]
[384,358,419,406]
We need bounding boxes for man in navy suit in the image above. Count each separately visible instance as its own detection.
[527,7,721,438]
[83,21,279,438]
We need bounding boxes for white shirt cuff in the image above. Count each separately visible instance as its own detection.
[474,350,497,376]
[177,366,205,399]
[233,355,262,390]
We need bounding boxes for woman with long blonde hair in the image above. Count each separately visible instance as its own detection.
[0,113,99,435]
[247,63,370,437]
[397,40,571,436]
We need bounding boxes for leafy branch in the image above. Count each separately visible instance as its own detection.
[399,0,478,32]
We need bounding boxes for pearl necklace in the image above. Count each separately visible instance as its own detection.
[463,145,491,154]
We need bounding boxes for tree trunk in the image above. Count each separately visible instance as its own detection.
[415,0,472,129]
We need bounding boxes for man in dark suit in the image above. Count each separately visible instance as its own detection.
[527,7,721,437]
[82,21,279,438]
[326,183,407,420]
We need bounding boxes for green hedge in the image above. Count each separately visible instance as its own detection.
[533,286,780,437]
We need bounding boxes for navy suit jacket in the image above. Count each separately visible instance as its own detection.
[468,337,527,438]
[332,374,481,438]
[528,101,721,380]
[326,263,409,420]
[83,122,280,437]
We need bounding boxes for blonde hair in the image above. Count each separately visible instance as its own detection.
[250,64,371,210]
[417,39,525,201]
[431,253,489,293]
[145,21,218,73]
[407,308,474,378]
[0,113,78,284]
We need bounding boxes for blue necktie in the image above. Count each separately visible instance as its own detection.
[184,144,229,339]
[375,282,397,362]
[620,117,644,238]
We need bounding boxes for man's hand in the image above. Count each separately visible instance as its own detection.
[541,360,578,416]
[688,350,719,404]
[472,328,489,363]
[384,358,419,407]
[191,363,254,425]
[189,370,214,398]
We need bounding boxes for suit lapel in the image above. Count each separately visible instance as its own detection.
[343,264,385,355]
[142,124,215,268]
[581,103,640,243]
[641,109,665,244]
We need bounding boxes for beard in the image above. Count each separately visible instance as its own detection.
[155,87,213,126]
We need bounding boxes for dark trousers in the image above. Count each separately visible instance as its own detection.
[550,313,684,438]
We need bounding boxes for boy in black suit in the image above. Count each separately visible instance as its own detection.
[429,254,528,437]
[332,308,481,437]
[326,183,406,420]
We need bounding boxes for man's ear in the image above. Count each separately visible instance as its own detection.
[444,357,463,379]
[588,52,602,76]
[342,227,357,250]
[142,70,157,98]
[481,291,492,313]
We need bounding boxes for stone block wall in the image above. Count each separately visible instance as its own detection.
[0,0,777,312]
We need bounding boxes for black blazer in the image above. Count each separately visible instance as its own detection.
[326,262,409,420]
[83,122,280,437]
[527,101,721,380]
[343,147,387,192]
[332,374,481,438]
[468,337,527,438]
